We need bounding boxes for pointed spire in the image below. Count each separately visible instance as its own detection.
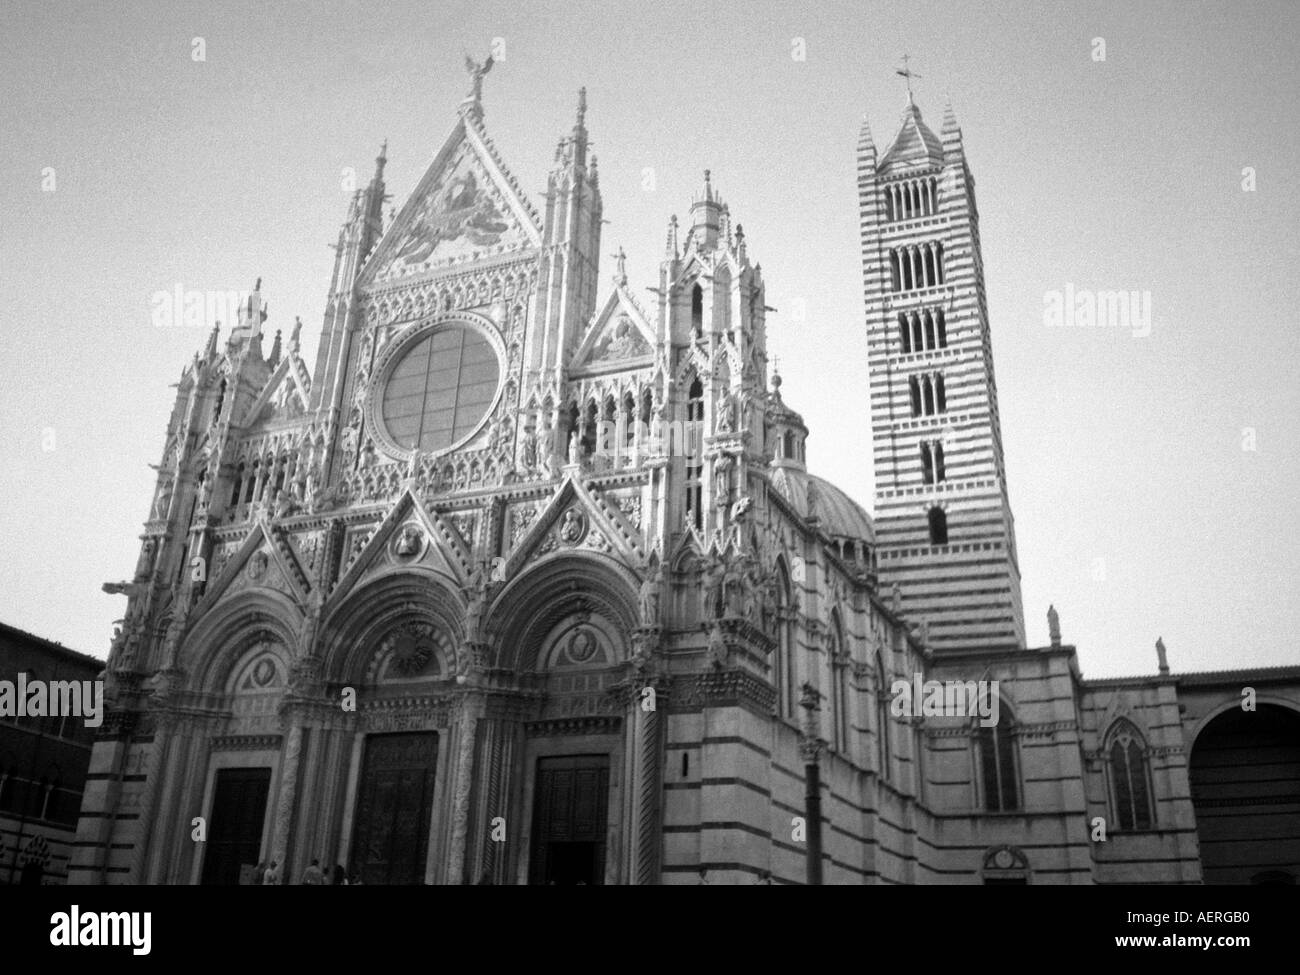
[1156,637,1169,675]
[665,214,679,260]
[290,316,302,355]
[373,139,388,182]
[204,321,220,359]
[268,329,282,368]
[941,95,958,133]
[575,86,587,133]
[1047,604,1061,647]
[734,222,746,262]
[858,113,877,165]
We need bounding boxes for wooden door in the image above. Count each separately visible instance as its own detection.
[529,754,610,885]
[350,732,439,885]
[201,767,271,885]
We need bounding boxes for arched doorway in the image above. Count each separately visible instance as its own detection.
[1189,703,1300,884]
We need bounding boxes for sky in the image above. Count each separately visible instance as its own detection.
[0,0,1297,676]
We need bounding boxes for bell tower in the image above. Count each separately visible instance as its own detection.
[859,91,1025,654]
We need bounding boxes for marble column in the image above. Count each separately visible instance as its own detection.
[445,694,481,885]
[270,722,305,876]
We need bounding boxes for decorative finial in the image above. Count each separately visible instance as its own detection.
[290,315,302,353]
[896,53,921,103]
[576,86,587,128]
[1047,604,1061,647]
[1156,637,1169,675]
[612,246,627,285]
[375,139,388,179]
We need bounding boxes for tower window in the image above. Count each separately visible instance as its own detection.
[691,284,704,337]
[685,378,704,529]
[920,443,934,485]
[908,377,921,417]
[212,378,227,426]
[935,374,947,413]
[927,506,947,545]
[934,442,946,482]
[898,313,911,354]
[936,307,948,348]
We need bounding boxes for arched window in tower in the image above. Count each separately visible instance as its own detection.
[922,375,935,415]
[934,442,946,482]
[1107,720,1154,830]
[911,312,924,352]
[685,378,705,530]
[909,376,922,417]
[272,456,286,499]
[876,653,891,780]
[920,443,934,485]
[898,313,911,354]
[935,242,945,284]
[622,392,636,455]
[924,310,936,350]
[889,250,901,292]
[935,374,947,413]
[691,283,704,337]
[976,704,1020,812]
[924,244,936,287]
[243,460,258,504]
[927,506,948,545]
[230,463,245,507]
[936,307,948,348]
[582,400,598,457]
[884,187,895,222]
[600,395,617,460]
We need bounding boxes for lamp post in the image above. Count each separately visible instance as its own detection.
[799,682,824,886]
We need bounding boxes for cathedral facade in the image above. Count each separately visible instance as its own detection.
[71,69,1299,885]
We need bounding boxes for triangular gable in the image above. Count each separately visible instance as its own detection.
[241,353,310,427]
[326,488,472,612]
[360,115,542,287]
[502,474,645,578]
[194,519,311,618]
[569,284,656,373]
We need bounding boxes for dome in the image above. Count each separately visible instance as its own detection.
[769,467,875,545]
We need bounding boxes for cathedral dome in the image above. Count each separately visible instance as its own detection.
[769,467,875,545]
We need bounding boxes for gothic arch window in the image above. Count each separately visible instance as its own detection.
[908,376,921,417]
[921,376,935,415]
[924,310,936,350]
[582,399,598,457]
[935,373,947,413]
[889,251,901,292]
[685,379,705,530]
[936,307,948,348]
[244,460,258,504]
[230,462,245,507]
[934,442,946,482]
[1107,720,1155,831]
[920,442,934,485]
[622,391,636,452]
[829,613,849,753]
[876,653,891,780]
[691,283,704,337]
[935,242,945,284]
[927,506,947,545]
[898,313,911,354]
[975,703,1020,812]
[212,378,227,426]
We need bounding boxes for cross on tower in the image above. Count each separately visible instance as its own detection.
[896,54,921,99]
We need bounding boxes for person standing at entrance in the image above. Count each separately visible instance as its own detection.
[263,860,281,885]
[300,858,324,885]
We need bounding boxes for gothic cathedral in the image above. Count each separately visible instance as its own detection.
[73,68,1300,885]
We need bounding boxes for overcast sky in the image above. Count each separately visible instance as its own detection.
[1,0,1296,676]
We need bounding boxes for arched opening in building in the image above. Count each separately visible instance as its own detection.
[1189,703,1300,884]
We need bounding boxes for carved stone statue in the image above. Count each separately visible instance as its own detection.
[638,564,663,627]
[567,429,581,467]
[521,429,538,470]
[395,524,423,557]
[716,390,736,433]
[707,623,728,669]
[539,425,555,477]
